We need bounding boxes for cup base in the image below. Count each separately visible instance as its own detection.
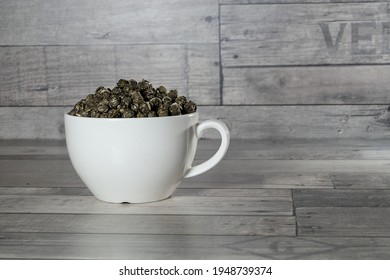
[91,193,173,204]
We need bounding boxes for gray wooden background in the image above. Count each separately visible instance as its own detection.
[1,0,390,139]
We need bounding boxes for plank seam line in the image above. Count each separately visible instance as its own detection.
[329,173,336,189]
[0,231,296,237]
[0,212,294,217]
[291,189,298,237]
[223,63,390,68]
[0,232,296,237]
[297,235,390,238]
[0,104,225,108]
[0,232,390,239]
[218,2,224,105]
[209,104,390,106]
[2,104,390,108]
[0,43,218,47]
[220,2,389,6]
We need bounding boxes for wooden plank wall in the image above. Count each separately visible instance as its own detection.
[1,0,389,139]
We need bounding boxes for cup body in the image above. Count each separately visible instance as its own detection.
[65,113,198,203]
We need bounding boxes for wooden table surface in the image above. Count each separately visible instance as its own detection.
[0,139,389,259]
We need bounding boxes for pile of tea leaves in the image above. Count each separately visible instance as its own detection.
[68,79,197,118]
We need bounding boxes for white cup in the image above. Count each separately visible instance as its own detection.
[64,112,230,203]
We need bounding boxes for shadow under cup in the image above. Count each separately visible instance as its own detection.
[64,112,230,203]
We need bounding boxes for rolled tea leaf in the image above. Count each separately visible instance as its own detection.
[68,78,197,118]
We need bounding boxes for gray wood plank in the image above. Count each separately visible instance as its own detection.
[190,160,390,182]
[0,0,218,45]
[0,213,295,236]
[187,44,220,105]
[0,187,90,196]
[2,139,390,160]
[183,181,332,189]
[210,139,390,160]
[221,3,390,66]
[297,207,390,237]
[0,172,83,187]
[200,105,390,140]
[0,170,332,190]
[0,185,292,197]
[0,155,69,160]
[2,158,390,174]
[0,159,73,173]
[175,188,291,198]
[0,195,292,215]
[331,174,390,189]
[0,139,66,147]
[187,174,333,187]
[198,140,390,160]
[294,189,390,207]
[1,233,390,259]
[223,66,390,105]
[0,107,69,140]
[0,45,219,106]
[221,0,388,3]
[186,172,331,187]
[0,145,67,156]
[2,105,390,139]
[0,180,332,192]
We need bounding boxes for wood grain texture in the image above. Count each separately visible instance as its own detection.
[0,139,66,146]
[220,0,388,3]
[297,207,390,237]
[294,189,390,207]
[1,233,390,259]
[331,173,390,189]
[0,172,83,187]
[0,184,291,198]
[0,107,68,140]
[186,174,333,188]
[203,139,390,160]
[1,186,289,196]
[175,188,291,197]
[1,105,390,139]
[0,170,333,190]
[2,139,390,160]
[0,45,220,106]
[0,187,90,196]
[0,195,293,215]
[186,44,220,105]
[0,185,293,196]
[0,145,67,157]
[188,160,390,185]
[200,105,390,140]
[1,140,390,260]
[221,3,390,66]
[2,158,390,174]
[223,65,390,105]
[0,214,295,236]
[0,0,218,45]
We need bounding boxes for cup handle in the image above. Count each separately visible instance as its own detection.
[184,119,230,178]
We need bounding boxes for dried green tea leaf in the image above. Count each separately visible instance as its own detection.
[139,102,151,115]
[117,79,128,88]
[68,78,197,118]
[148,111,157,118]
[184,101,197,114]
[109,95,120,109]
[169,103,181,116]
[175,96,187,107]
[149,97,162,109]
[168,89,178,101]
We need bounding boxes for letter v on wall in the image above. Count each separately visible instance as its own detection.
[319,23,347,55]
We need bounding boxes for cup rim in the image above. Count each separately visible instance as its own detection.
[64,111,198,121]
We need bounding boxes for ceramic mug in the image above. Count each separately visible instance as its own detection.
[64,112,230,203]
